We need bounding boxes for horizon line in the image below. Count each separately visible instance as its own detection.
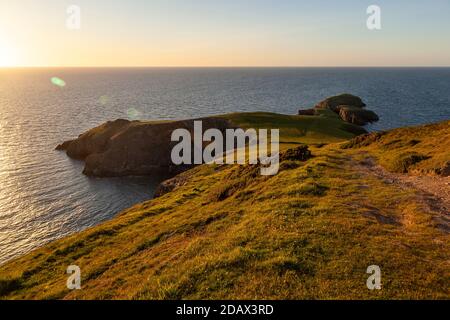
[2,65,450,69]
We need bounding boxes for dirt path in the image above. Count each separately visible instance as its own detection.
[352,153,450,232]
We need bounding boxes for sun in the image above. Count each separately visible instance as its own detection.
[0,42,17,67]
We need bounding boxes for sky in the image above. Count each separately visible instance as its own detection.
[0,0,449,67]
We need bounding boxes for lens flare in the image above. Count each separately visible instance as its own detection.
[51,77,66,87]
[127,108,140,120]
[99,95,109,105]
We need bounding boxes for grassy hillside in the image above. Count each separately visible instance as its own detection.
[0,117,448,300]
[223,111,366,147]
[342,120,450,176]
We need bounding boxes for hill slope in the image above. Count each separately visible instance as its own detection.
[0,119,448,300]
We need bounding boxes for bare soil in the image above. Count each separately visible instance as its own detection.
[353,153,450,233]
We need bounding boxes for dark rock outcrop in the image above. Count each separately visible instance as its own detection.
[154,174,190,198]
[56,117,234,177]
[298,94,379,126]
[315,93,366,111]
[336,105,379,126]
[280,145,312,162]
[55,140,74,151]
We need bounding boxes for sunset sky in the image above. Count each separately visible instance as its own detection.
[1,0,450,67]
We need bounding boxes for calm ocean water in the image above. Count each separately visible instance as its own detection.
[0,67,449,265]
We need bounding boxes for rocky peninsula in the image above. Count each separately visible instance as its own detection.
[56,94,372,178]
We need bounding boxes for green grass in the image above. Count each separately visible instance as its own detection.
[342,120,450,175]
[222,112,366,148]
[0,117,448,300]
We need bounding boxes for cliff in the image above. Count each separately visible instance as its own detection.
[56,117,232,177]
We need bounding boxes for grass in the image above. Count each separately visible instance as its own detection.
[389,152,431,173]
[0,117,448,300]
[0,278,22,296]
[342,120,450,175]
[222,112,367,148]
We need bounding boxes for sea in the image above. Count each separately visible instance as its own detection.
[0,67,449,265]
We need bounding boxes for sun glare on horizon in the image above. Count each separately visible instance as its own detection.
[0,32,18,68]
[0,38,18,67]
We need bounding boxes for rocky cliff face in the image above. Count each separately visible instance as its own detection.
[56,117,233,177]
[336,105,379,126]
[298,94,379,125]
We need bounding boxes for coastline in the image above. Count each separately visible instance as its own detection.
[1,97,448,298]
